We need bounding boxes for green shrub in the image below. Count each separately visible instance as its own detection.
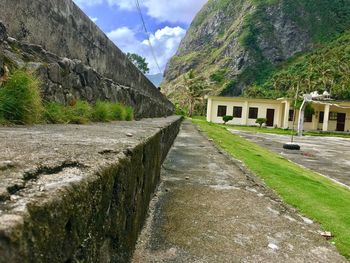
[124,106,134,121]
[175,103,189,116]
[66,100,93,124]
[0,114,6,125]
[0,70,43,124]
[92,101,114,122]
[110,103,126,121]
[210,70,226,83]
[44,102,68,124]
[222,115,233,124]
[256,118,267,128]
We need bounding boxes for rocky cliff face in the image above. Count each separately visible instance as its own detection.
[163,0,350,99]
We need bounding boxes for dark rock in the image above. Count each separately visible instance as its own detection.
[0,21,7,42]
[48,63,62,84]
[26,62,43,72]
[0,56,4,78]
[3,50,25,68]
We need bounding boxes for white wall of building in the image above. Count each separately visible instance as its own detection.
[206,96,350,133]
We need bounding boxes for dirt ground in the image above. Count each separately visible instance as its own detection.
[229,129,350,188]
[132,121,346,263]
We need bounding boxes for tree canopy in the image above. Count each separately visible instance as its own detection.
[126,53,150,74]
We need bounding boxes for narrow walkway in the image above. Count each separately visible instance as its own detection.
[132,121,346,263]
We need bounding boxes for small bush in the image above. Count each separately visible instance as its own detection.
[222,115,233,124]
[44,102,68,124]
[66,100,93,124]
[210,70,226,83]
[0,113,7,125]
[175,103,189,116]
[256,118,267,128]
[124,106,134,121]
[0,70,43,124]
[92,101,114,122]
[110,103,126,121]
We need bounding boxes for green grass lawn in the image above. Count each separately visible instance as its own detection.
[192,117,350,259]
[193,116,350,138]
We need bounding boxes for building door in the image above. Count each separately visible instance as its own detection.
[266,109,275,127]
[336,113,346,131]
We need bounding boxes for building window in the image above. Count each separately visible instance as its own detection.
[248,107,258,119]
[319,111,324,123]
[233,106,242,118]
[304,111,313,122]
[288,110,294,121]
[329,112,337,121]
[217,105,227,117]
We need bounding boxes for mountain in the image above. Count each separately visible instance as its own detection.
[245,32,350,100]
[146,73,163,87]
[162,0,350,102]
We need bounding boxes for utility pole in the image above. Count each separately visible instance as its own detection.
[297,94,313,136]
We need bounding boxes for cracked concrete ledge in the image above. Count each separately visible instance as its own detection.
[0,116,182,263]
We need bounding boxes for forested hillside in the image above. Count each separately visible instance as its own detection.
[162,0,350,109]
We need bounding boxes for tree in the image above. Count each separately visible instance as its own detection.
[222,115,233,125]
[256,118,267,128]
[182,70,209,117]
[126,53,150,74]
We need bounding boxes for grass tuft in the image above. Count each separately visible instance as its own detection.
[124,106,134,121]
[92,101,114,122]
[65,100,93,124]
[0,70,134,125]
[44,102,68,124]
[110,103,126,121]
[0,70,43,124]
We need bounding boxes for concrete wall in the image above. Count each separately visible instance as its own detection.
[0,0,174,118]
[0,116,182,262]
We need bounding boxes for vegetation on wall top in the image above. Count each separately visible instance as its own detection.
[0,70,134,125]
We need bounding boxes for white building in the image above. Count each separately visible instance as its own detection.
[206,96,350,132]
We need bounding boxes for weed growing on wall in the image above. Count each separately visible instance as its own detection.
[0,70,43,124]
[0,70,135,125]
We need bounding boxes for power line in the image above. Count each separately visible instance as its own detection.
[135,0,162,74]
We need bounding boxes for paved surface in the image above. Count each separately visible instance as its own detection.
[132,121,346,263]
[229,129,350,188]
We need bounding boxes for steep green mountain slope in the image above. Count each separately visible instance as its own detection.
[245,32,350,100]
[163,0,350,102]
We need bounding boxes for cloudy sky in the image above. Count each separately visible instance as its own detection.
[73,0,208,75]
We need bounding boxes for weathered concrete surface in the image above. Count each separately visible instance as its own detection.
[0,116,182,262]
[0,22,174,118]
[132,121,346,263]
[229,129,350,188]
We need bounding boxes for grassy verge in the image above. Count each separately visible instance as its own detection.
[193,116,350,138]
[192,117,350,259]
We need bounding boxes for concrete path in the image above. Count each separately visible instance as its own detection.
[132,121,346,263]
[229,129,350,188]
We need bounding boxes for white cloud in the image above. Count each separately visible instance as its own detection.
[107,0,133,10]
[107,26,186,74]
[143,0,208,24]
[107,27,139,50]
[73,0,103,7]
[89,17,98,23]
[74,0,208,23]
